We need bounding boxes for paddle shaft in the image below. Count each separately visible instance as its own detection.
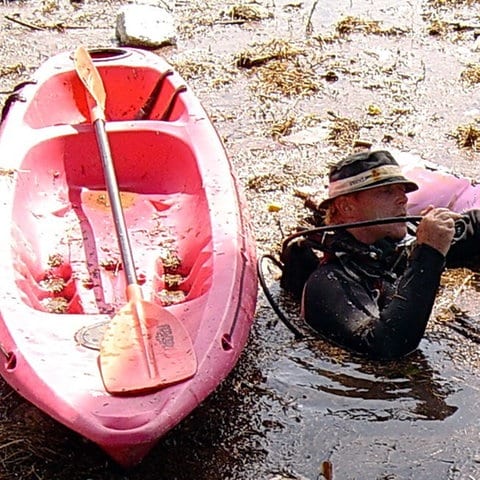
[91,100,157,376]
[73,46,138,286]
[93,119,137,286]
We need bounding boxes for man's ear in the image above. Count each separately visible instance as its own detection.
[335,195,353,217]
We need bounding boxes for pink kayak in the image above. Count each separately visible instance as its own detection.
[0,48,257,467]
[396,151,480,214]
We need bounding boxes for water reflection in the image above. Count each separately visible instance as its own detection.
[276,337,457,425]
[263,279,459,423]
[449,310,480,344]
[323,351,455,421]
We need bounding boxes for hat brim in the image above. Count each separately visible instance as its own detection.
[317,177,419,210]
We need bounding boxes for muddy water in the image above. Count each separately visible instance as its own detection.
[2,0,480,479]
[240,274,480,479]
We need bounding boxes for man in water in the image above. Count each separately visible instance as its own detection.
[301,150,480,359]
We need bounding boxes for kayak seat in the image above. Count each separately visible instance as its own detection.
[152,247,213,306]
[179,250,213,301]
[12,247,83,314]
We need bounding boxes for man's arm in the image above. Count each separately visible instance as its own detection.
[302,244,445,359]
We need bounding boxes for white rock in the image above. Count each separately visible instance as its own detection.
[116,4,177,48]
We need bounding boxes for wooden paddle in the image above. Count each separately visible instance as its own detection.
[73,46,197,395]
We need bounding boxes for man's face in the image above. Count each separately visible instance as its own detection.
[348,184,409,242]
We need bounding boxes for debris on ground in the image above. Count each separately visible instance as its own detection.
[453,122,480,150]
[236,38,304,69]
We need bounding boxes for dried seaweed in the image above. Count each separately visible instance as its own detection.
[99,258,122,273]
[429,0,477,6]
[224,4,272,22]
[47,253,64,268]
[428,18,480,35]
[270,116,295,138]
[172,57,235,87]
[163,273,184,289]
[41,297,69,313]
[335,16,408,36]
[327,115,360,149]
[39,276,66,294]
[453,122,480,150]
[435,268,476,321]
[0,64,26,78]
[247,172,290,192]
[253,59,319,97]
[158,249,182,273]
[157,289,186,306]
[427,19,448,35]
[460,64,480,84]
[236,38,304,69]
[0,168,17,177]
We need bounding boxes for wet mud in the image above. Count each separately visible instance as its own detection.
[1,0,480,479]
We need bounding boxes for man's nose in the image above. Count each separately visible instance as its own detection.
[396,189,408,205]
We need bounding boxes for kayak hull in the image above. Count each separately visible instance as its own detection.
[0,48,257,467]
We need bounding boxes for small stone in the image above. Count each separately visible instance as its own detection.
[116,4,177,49]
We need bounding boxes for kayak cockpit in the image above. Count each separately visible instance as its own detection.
[9,127,213,316]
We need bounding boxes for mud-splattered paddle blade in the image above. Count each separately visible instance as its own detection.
[100,285,197,395]
[74,46,106,121]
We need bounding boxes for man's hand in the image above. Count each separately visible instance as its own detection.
[416,206,463,256]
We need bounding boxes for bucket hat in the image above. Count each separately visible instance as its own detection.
[318,150,418,209]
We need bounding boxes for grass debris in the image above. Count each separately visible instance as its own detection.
[236,38,304,69]
[0,64,26,77]
[224,3,272,21]
[172,56,236,87]
[453,122,480,150]
[335,16,407,36]
[253,59,319,96]
[327,115,360,149]
[460,64,480,84]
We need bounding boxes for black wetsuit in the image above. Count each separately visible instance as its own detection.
[301,210,480,360]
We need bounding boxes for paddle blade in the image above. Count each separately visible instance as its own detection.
[73,46,106,121]
[99,298,197,395]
